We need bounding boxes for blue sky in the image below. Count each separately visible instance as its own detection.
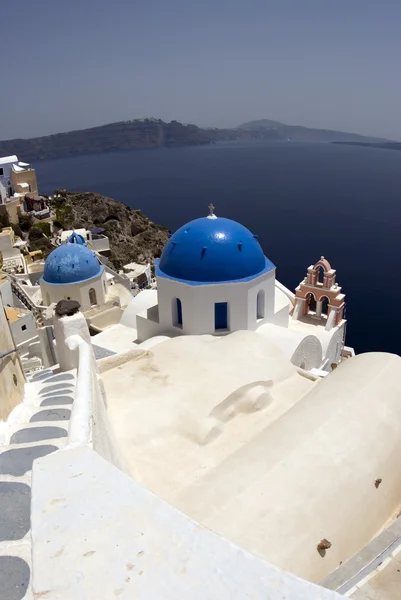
[2,0,400,139]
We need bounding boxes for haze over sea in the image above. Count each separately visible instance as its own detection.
[34,141,401,355]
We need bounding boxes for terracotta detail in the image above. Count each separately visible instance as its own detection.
[293,258,346,328]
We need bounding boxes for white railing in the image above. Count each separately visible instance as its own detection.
[65,335,95,447]
[63,333,125,469]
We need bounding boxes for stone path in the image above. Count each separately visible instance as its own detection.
[0,368,76,600]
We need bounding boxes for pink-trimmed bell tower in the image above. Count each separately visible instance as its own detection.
[292,257,345,331]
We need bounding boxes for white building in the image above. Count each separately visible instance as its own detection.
[0,227,27,274]
[39,241,107,311]
[0,155,18,202]
[97,207,345,372]
[60,228,110,256]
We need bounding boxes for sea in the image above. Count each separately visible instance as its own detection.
[34,141,401,355]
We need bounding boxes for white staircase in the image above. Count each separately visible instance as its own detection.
[0,368,76,600]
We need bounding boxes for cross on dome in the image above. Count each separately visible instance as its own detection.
[207,203,217,220]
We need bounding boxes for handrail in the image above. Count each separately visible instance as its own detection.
[9,276,44,325]
[0,348,17,359]
[65,334,93,447]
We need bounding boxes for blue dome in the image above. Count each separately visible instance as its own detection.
[68,231,86,245]
[43,243,103,285]
[157,216,274,284]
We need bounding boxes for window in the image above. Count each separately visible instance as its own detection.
[21,325,27,331]
[172,298,183,326]
[89,288,97,306]
[0,168,3,176]
[257,290,265,319]
[215,302,228,330]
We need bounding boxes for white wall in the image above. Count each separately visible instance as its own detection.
[0,278,13,307]
[322,324,345,371]
[177,352,401,582]
[0,231,13,255]
[143,269,276,340]
[0,294,25,420]
[0,159,16,195]
[104,265,131,291]
[258,323,323,370]
[40,272,107,311]
[31,444,343,600]
[10,311,37,346]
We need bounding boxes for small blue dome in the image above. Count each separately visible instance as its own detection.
[68,231,86,245]
[43,243,103,285]
[157,216,274,283]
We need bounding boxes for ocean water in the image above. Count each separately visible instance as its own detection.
[34,142,401,355]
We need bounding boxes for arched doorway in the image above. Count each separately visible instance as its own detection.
[257,290,265,319]
[172,298,182,326]
[89,288,97,306]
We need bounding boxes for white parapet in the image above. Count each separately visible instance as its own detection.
[31,445,343,600]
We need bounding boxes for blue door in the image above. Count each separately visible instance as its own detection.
[215,302,228,330]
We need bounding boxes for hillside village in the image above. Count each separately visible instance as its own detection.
[0,154,169,371]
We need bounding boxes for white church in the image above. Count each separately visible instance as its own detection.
[92,204,350,373]
[1,206,400,600]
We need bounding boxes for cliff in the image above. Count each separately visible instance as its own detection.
[238,120,388,143]
[0,117,389,163]
[51,191,169,270]
[0,119,213,162]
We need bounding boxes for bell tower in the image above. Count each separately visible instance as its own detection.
[292,257,345,331]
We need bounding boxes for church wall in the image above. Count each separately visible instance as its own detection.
[322,324,345,370]
[247,269,275,328]
[270,302,290,327]
[289,336,323,370]
[40,272,106,312]
[155,269,276,337]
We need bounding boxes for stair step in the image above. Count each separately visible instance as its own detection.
[39,373,75,384]
[38,383,74,395]
[0,446,58,477]
[0,555,30,600]
[0,483,31,542]
[30,409,71,423]
[10,427,68,445]
[40,397,73,407]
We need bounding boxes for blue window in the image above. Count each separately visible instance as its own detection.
[176,298,183,326]
[215,302,228,330]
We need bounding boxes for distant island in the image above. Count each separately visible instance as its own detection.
[332,141,401,152]
[0,117,388,162]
